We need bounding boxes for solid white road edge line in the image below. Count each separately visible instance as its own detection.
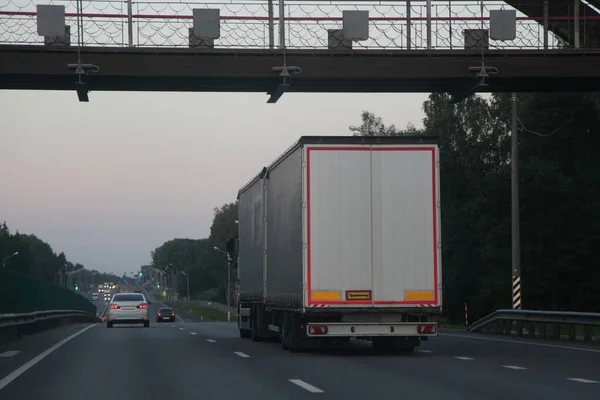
[440,332,600,353]
[0,324,96,391]
[289,379,325,393]
[233,351,250,358]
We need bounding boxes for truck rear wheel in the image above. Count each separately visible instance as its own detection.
[280,324,289,350]
[250,309,262,342]
[239,329,251,339]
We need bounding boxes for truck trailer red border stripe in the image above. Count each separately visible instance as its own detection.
[305,146,439,306]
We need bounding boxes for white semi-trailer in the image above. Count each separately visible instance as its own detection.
[234,136,442,352]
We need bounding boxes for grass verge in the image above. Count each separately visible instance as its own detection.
[177,301,228,322]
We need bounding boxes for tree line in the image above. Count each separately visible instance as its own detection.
[0,221,120,288]
[359,92,600,322]
[146,202,238,303]
[149,92,600,323]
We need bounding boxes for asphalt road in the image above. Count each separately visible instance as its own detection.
[0,306,598,399]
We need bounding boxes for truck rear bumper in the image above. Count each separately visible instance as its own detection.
[306,321,437,337]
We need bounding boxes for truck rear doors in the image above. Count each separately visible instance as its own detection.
[303,144,441,309]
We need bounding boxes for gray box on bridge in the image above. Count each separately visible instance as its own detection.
[37,4,66,37]
[193,9,220,39]
[44,25,70,47]
[189,28,215,49]
[489,9,517,41]
[343,10,369,41]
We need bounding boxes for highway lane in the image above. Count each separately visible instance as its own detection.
[169,323,600,398]
[1,316,598,399]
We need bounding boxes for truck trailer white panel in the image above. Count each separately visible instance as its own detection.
[303,144,441,309]
[371,146,441,307]
[304,146,374,307]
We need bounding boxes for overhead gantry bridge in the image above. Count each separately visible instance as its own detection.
[1,0,599,102]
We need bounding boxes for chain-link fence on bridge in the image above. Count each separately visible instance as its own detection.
[0,0,582,50]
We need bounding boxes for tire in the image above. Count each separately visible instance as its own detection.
[143,321,150,328]
[107,321,113,328]
[280,323,289,350]
[239,329,251,339]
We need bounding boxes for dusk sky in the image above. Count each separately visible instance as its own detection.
[0,90,429,275]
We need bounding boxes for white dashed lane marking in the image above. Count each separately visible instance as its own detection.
[503,365,527,370]
[233,352,250,358]
[206,339,216,343]
[289,379,324,393]
[417,349,433,353]
[567,378,598,384]
[0,351,21,358]
[190,332,197,335]
[454,357,474,360]
[178,327,184,331]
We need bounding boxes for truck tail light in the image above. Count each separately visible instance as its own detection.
[308,325,328,335]
[417,325,437,334]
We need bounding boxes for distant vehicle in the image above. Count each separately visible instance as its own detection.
[106,293,152,328]
[91,293,99,301]
[156,308,176,323]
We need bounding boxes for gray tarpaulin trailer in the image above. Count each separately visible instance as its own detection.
[234,136,442,352]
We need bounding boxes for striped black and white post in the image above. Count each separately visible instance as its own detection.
[512,275,522,309]
[511,92,522,310]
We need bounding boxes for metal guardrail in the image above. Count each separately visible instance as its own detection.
[467,309,600,342]
[0,309,100,344]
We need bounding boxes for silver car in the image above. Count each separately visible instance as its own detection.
[106,293,152,328]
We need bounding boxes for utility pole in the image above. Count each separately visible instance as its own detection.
[511,92,522,310]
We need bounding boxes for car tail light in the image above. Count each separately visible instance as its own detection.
[417,325,437,334]
[172,312,176,316]
[109,304,120,309]
[308,325,328,335]
[157,313,162,316]
[137,303,148,309]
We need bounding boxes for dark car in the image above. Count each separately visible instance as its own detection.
[156,307,176,322]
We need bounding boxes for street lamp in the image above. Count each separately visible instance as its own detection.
[180,271,190,303]
[2,251,19,268]
[214,246,232,322]
[348,125,362,136]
